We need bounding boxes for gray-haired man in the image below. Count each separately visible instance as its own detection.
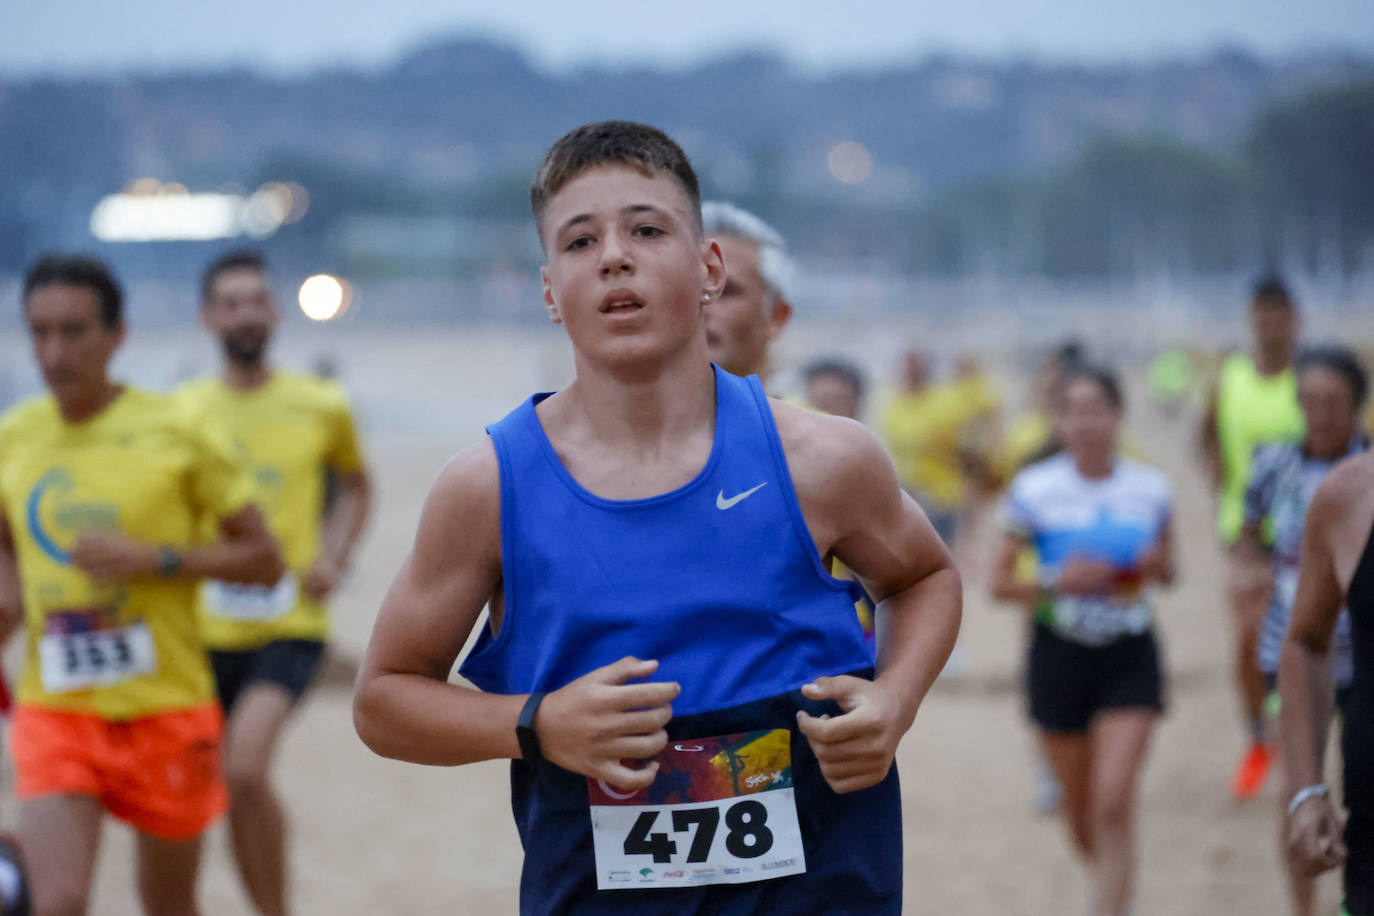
[701,201,795,381]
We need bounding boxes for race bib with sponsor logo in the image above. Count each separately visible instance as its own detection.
[203,574,298,621]
[39,619,156,692]
[588,728,806,889]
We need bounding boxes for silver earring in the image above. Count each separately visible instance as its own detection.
[702,293,712,303]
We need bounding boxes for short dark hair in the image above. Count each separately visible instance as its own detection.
[1252,274,1294,309]
[803,357,866,401]
[530,121,702,242]
[1298,345,1369,410]
[1058,362,1124,411]
[22,254,123,329]
[202,248,266,303]
[1053,339,1086,372]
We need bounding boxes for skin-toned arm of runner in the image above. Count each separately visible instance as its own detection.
[0,516,22,645]
[775,405,962,794]
[1279,476,1348,877]
[353,441,678,791]
[1199,381,1224,490]
[304,467,373,600]
[68,504,284,586]
[1136,520,1177,587]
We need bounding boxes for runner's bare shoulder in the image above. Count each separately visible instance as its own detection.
[420,438,502,566]
[767,398,897,535]
[1308,451,1374,587]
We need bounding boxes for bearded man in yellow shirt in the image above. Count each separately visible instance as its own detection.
[180,250,371,916]
[0,254,282,915]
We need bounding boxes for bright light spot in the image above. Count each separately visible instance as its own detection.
[89,178,309,243]
[282,182,310,223]
[827,141,873,185]
[240,185,290,239]
[298,275,350,322]
[90,193,244,242]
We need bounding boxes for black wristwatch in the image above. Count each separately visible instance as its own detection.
[157,545,182,579]
[516,691,547,763]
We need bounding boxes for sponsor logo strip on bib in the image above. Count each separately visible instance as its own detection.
[588,728,806,889]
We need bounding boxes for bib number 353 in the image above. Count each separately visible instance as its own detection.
[39,621,156,693]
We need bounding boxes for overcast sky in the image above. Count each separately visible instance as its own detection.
[7,0,1372,77]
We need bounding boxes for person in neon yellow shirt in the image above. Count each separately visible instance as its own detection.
[0,254,281,915]
[1198,275,1304,800]
[179,249,372,916]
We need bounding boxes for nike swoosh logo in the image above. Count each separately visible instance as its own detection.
[716,482,767,510]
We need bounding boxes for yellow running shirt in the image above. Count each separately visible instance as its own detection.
[1215,353,1304,543]
[0,388,253,720]
[178,372,365,650]
[883,384,979,512]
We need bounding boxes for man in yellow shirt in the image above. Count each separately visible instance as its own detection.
[0,254,282,915]
[180,250,371,916]
[1198,276,1304,799]
[882,350,984,545]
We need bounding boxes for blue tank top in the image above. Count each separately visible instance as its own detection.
[460,365,901,915]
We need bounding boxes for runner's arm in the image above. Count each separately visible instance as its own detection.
[1279,475,1349,875]
[1278,479,1345,799]
[990,532,1040,610]
[779,406,961,790]
[354,442,678,787]
[1138,518,1176,587]
[1199,380,1223,489]
[353,443,515,765]
[304,467,373,600]
[0,516,22,645]
[69,503,282,586]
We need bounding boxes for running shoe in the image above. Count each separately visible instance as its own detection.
[1230,742,1273,800]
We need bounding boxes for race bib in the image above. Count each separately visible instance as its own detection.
[204,574,299,621]
[39,620,156,692]
[1054,595,1150,646]
[588,728,806,889]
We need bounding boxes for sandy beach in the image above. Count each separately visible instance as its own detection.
[0,323,1350,915]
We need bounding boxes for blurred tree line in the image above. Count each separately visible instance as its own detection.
[903,81,1374,277]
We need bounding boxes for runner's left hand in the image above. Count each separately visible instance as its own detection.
[796,675,901,794]
[304,555,344,600]
[71,533,158,582]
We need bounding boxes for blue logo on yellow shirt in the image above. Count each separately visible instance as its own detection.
[27,469,74,565]
[25,469,121,566]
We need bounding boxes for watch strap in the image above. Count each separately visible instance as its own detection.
[516,691,547,763]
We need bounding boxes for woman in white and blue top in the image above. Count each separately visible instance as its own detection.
[991,363,1175,916]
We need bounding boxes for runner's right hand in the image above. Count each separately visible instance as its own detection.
[1286,794,1347,877]
[536,656,679,792]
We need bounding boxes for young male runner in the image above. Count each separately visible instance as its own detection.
[1201,277,1304,798]
[180,250,372,916]
[1280,449,1374,915]
[354,121,962,913]
[0,254,282,916]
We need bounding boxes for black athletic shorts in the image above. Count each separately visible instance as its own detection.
[209,639,325,715]
[1027,623,1165,734]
